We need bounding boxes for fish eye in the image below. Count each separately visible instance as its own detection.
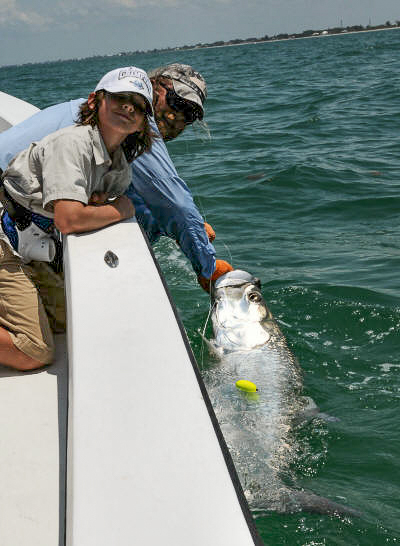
[248,291,261,303]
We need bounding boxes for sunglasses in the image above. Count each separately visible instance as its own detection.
[105,92,148,115]
[160,83,201,124]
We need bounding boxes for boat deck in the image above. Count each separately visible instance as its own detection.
[0,335,67,545]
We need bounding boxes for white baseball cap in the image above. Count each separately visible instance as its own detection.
[95,67,153,116]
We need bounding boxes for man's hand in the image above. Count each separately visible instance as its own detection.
[198,259,234,293]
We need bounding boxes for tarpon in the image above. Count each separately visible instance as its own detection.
[203,270,360,517]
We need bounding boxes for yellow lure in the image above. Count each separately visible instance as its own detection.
[236,379,258,393]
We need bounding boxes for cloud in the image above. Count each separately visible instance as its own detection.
[111,0,237,5]
[0,0,52,27]
[62,0,238,11]
[0,0,240,31]
[111,0,176,6]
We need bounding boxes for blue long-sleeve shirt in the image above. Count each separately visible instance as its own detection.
[0,99,216,278]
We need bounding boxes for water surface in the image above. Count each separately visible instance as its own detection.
[1,29,399,544]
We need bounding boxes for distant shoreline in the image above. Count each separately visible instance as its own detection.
[2,23,399,68]
[152,23,400,55]
[184,24,400,52]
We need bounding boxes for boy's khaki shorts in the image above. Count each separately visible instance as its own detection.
[0,239,63,364]
[30,261,66,335]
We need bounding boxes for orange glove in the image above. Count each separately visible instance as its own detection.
[198,260,234,293]
[204,222,216,242]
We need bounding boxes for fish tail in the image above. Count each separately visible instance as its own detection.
[283,489,362,517]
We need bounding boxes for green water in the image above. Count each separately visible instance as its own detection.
[1,28,399,544]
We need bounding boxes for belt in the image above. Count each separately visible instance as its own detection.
[0,186,33,230]
[0,179,63,273]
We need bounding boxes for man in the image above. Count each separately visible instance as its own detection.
[0,67,155,371]
[0,63,232,290]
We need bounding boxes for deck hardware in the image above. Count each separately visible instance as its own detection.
[104,250,119,268]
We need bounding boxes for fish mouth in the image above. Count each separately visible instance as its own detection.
[214,270,260,290]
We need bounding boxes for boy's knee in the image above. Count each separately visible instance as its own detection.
[13,334,55,369]
[34,342,55,367]
[17,356,50,372]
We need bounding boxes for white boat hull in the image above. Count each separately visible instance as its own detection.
[0,90,261,545]
[64,221,259,545]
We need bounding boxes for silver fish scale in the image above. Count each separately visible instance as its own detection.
[206,274,306,510]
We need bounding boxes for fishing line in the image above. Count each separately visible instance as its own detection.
[192,170,235,269]
[199,299,215,368]
[196,196,235,268]
[221,239,234,268]
[195,195,208,223]
[193,119,211,142]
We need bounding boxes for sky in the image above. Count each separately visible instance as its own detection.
[0,0,399,66]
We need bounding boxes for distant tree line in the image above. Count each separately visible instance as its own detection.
[8,20,400,68]
[118,20,400,56]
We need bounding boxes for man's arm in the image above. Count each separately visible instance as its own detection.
[125,188,165,244]
[130,123,216,279]
[0,99,85,171]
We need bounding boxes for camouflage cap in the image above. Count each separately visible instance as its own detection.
[148,63,207,119]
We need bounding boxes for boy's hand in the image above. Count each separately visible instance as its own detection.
[89,192,110,205]
[111,195,135,220]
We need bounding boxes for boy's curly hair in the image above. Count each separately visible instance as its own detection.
[76,91,157,162]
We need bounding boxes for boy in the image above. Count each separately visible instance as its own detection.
[0,66,155,371]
